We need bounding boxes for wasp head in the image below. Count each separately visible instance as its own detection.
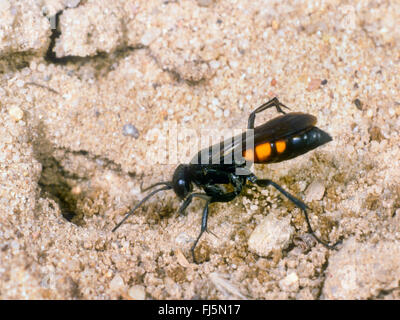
[172,164,192,199]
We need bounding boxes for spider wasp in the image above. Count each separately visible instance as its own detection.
[113,97,340,263]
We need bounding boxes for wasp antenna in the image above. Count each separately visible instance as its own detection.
[112,185,172,232]
[140,181,172,192]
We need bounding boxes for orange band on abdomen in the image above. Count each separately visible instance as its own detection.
[276,140,286,153]
[255,142,272,162]
[243,148,255,162]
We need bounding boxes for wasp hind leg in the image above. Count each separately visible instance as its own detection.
[248,175,341,249]
[247,97,290,129]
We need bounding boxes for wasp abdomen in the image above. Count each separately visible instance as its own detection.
[285,127,332,161]
[243,126,332,164]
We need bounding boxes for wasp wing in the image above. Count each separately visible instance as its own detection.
[252,112,317,145]
[190,112,317,165]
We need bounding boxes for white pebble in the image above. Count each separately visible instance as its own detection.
[248,213,294,257]
[65,0,81,8]
[210,60,220,69]
[304,180,325,202]
[16,79,24,88]
[140,29,160,46]
[250,204,258,211]
[0,0,11,11]
[128,285,146,300]
[279,272,299,292]
[37,63,46,72]
[212,98,220,106]
[298,180,307,192]
[230,60,239,69]
[196,0,213,7]
[122,123,139,138]
[175,232,192,245]
[109,274,125,291]
[8,106,24,121]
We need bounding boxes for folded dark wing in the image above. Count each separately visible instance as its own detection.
[190,112,317,165]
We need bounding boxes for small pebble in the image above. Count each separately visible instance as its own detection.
[128,285,146,300]
[271,20,279,30]
[215,109,223,118]
[109,274,125,291]
[212,98,220,106]
[307,78,321,91]
[8,106,24,121]
[122,123,140,139]
[304,180,325,202]
[196,0,213,7]
[30,61,37,71]
[105,270,113,278]
[250,204,258,211]
[248,214,294,257]
[37,63,46,72]
[369,126,383,142]
[209,273,247,299]
[140,29,160,46]
[210,60,220,69]
[297,180,307,192]
[16,79,25,88]
[230,60,239,69]
[321,79,328,85]
[175,232,192,245]
[71,186,82,195]
[279,272,299,292]
[353,98,363,110]
[175,249,190,268]
[65,0,81,8]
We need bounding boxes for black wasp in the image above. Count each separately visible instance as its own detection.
[113,97,340,263]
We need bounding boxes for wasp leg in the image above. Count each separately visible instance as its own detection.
[177,193,214,263]
[249,176,340,249]
[190,198,211,264]
[190,178,245,263]
[178,193,210,215]
[247,97,290,129]
[112,185,172,232]
[140,181,172,192]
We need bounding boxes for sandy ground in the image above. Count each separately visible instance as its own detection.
[0,0,399,299]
